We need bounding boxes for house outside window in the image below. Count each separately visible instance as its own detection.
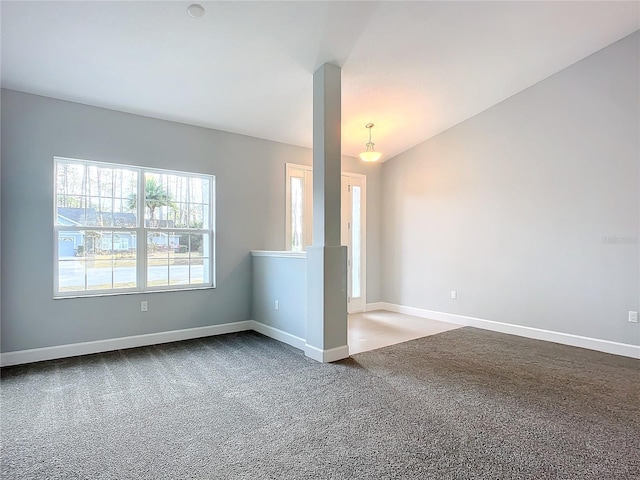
[54,157,215,297]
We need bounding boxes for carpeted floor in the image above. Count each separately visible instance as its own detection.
[1,327,639,479]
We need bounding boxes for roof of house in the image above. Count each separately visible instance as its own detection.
[57,207,176,228]
[57,207,99,226]
[57,208,138,227]
[110,212,137,227]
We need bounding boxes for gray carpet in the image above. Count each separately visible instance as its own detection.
[1,327,639,479]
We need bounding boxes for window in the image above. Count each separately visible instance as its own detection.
[285,164,313,251]
[54,157,215,297]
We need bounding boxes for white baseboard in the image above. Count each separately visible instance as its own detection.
[250,321,306,350]
[304,343,350,363]
[365,302,384,312]
[1,319,347,367]
[6,304,635,366]
[379,302,640,359]
[250,321,350,363]
[0,321,254,367]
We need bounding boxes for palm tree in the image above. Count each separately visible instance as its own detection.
[127,177,172,226]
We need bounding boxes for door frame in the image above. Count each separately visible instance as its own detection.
[342,172,367,313]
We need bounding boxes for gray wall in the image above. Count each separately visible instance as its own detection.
[252,255,306,340]
[1,89,381,352]
[381,32,640,345]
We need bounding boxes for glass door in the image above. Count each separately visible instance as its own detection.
[341,174,366,313]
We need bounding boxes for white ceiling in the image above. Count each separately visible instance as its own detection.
[2,1,638,161]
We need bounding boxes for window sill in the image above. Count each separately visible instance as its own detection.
[54,285,216,300]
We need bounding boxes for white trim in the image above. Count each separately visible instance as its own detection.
[304,343,350,363]
[0,321,253,367]
[378,302,640,359]
[54,285,216,300]
[250,250,306,259]
[365,302,384,312]
[250,321,306,350]
[285,163,313,251]
[11,303,633,366]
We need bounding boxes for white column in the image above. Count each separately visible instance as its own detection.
[305,63,349,363]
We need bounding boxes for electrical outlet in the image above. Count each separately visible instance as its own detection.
[451,290,457,299]
[629,311,638,323]
[141,301,148,312]
[274,300,279,310]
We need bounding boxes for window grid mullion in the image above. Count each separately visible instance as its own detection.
[138,167,146,292]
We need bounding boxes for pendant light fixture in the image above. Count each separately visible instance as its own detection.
[359,123,382,162]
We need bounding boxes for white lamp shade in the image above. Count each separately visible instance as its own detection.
[359,151,382,162]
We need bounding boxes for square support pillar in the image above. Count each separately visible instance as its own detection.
[305,63,349,363]
[305,245,348,362]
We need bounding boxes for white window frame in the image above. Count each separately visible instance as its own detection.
[341,173,367,313]
[53,156,216,298]
[285,163,314,251]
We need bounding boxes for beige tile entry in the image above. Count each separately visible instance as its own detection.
[348,310,461,355]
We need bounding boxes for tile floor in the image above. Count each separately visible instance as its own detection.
[348,310,461,355]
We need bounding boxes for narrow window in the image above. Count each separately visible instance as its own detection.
[285,164,313,251]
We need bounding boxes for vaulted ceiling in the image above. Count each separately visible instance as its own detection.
[2,1,638,160]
